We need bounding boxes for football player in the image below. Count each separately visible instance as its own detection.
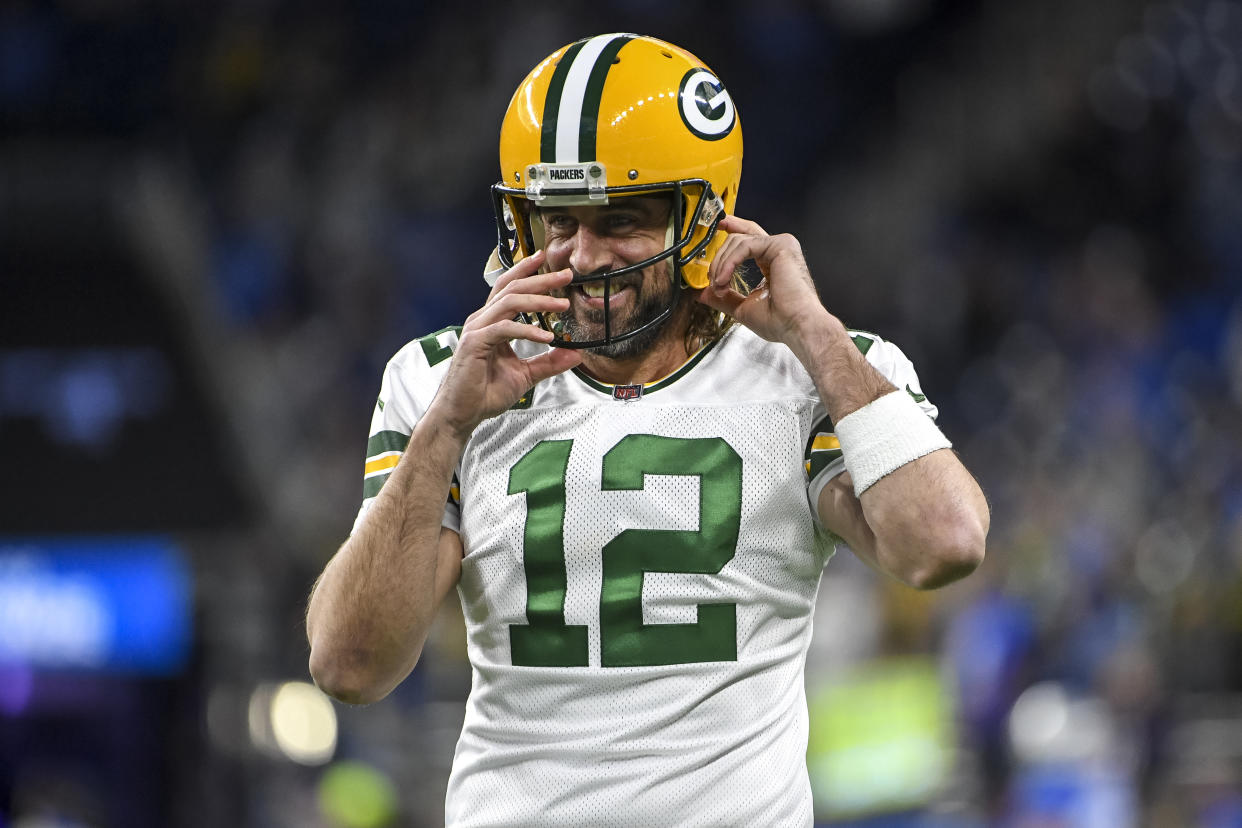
[307,33,988,826]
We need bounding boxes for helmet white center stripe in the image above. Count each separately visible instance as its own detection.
[555,33,626,163]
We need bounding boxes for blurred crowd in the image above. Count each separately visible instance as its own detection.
[4,0,1242,825]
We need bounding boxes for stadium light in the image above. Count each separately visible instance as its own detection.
[248,680,338,765]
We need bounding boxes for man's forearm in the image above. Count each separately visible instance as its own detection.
[856,450,988,588]
[307,411,466,703]
[787,309,894,422]
[794,311,988,588]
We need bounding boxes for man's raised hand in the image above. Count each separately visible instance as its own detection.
[696,215,831,351]
[431,251,582,441]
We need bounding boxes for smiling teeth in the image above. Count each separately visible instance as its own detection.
[581,283,609,298]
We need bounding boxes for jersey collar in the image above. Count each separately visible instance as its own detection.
[571,335,723,397]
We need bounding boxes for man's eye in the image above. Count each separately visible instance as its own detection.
[544,214,573,230]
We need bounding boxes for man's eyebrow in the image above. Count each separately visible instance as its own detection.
[542,201,652,212]
[601,198,670,213]
[538,197,669,215]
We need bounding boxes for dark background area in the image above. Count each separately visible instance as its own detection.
[3,0,1242,825]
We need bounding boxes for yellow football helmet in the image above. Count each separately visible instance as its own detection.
[491,33,743,348]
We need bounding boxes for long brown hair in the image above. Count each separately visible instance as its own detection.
[683,268,750,353]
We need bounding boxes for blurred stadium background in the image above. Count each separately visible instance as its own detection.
[2,0,1242,825]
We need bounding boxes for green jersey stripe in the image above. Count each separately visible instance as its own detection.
[807,449,843,480]
[363,473,389,499]
[364,472,459,506]
[850,332,876,356]
[418,325,463,367]
[644,335,719,392]
[803,415,834,462]
[367,430,410,459]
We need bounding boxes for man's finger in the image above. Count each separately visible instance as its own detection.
[709,233,768,292]
[486,250,547,301]
[488,267,572,306]
[465,318,556,349]
[719,214,768,237]
[695,285,747,316]
[465,291,551,328]
[523,347,584,385]
[474,292,569,327]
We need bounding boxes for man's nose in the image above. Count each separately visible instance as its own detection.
[568,225,614,277]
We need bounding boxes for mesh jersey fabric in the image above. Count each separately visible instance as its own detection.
[354,324,937,827]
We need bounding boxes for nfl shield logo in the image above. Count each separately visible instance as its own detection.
[612,384,643,401]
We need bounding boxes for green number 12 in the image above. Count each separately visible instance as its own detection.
[507,435,742,668]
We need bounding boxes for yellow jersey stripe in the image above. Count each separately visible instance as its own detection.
[364,453,402,475]
[811,434,840,451]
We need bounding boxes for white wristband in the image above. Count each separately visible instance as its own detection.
[834,389,952,496]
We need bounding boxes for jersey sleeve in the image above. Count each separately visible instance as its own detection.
[351,327,463,536]
[803,331,940,532]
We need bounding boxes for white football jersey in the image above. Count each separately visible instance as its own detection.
[354,324,937,827]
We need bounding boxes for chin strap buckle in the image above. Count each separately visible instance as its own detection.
[697,187,725,227]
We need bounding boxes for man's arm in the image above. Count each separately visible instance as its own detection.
[699,216,988,589]
[306,253,581,704]
[793,315,988,589]
[816,458,986,589]
[306,418,466,705]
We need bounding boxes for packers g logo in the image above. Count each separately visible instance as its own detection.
[677,69,736,141]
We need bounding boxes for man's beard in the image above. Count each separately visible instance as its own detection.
[558,267,678,359]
